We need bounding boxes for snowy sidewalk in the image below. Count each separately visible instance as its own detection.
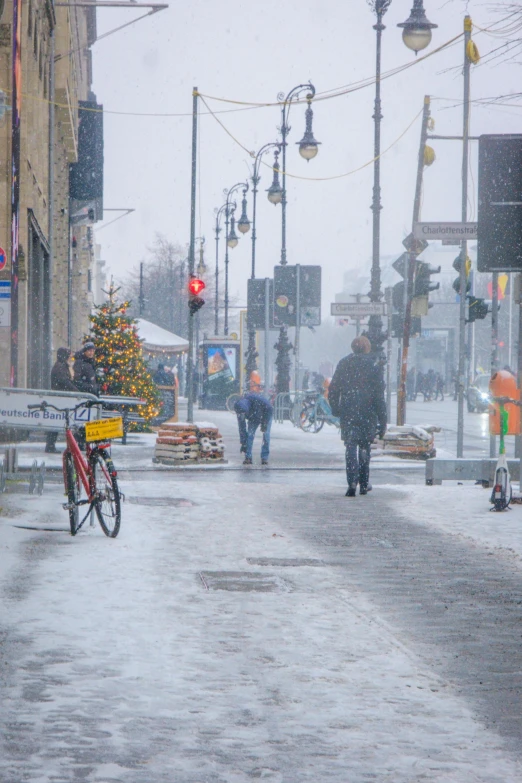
[1,465,522,780]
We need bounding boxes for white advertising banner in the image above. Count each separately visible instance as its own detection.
[0,388,101,431]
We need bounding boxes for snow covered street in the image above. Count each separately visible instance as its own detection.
[2,405,522,781]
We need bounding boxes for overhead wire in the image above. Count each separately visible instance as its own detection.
[198,93,423,182]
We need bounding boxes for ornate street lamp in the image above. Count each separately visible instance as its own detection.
[244,141,282,387]
[266,148,283,206]
[237,190,251,235]
[213,203,229,335]
[278,82,319,267]
[223,181,249,336]
[366,0,436,358]
[227,215,239,248]
[398,0,437,54]
[297,96,320,161]
[275,82,320,394]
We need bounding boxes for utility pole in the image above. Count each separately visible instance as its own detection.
[490,271,499,457]
[187,87,198,423]
[139,261,144,316]
[294,264,301,392]
[385,287,393,421]
[396,95,431,426]
[457,16,472,458]
[353,293,362,337]
[264,278,270,392]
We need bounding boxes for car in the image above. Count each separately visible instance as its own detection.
[467,374,491,412]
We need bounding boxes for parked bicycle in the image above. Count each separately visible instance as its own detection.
[27,401,122,537]
[299,392,340,433]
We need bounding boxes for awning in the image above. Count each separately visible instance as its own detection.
[137,319,189,354]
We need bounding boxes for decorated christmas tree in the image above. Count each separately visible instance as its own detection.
[89,283,160,422]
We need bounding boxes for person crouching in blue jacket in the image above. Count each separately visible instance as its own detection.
[234,392,273,466]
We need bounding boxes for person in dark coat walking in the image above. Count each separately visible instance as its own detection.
[45,348,78,453]
[153,363,171,385]
[329,336,387,496]
[73,341,99,397]
[234,392,273,465]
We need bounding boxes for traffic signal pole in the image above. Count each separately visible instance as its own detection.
[457,17,471,458]
[294,265,301,392]
[490,271,499,457]
[187,87,198,423]
[397,96,431,426]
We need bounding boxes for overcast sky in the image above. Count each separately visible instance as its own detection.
[90,0,522,318]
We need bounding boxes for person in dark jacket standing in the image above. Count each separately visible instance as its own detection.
[234,392,273,466]
[329,336,387,496]
[73,341,99,396]
[45,348,78,453]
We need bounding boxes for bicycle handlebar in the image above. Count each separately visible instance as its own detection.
[492,396,522,407]
[27,400,98,413]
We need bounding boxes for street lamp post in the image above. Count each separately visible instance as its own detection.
[213,203,228,335]
[275,83,320,394]
[223,182,250,337]
[367,0,390,355]
[367,0,437,358]
[245,142,282,388]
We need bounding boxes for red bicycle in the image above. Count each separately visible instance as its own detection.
[28,401,122,537]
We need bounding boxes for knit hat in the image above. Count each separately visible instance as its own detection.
[83,341,95,351]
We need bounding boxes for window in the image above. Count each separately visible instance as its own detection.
[27,1,33,37]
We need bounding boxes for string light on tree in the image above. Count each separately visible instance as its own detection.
[88,281,161,422]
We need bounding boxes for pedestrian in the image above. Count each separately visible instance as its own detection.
[329,336,387,497]
[451,368,458,401]
[234,391,273,466]
[425,369,436,401]
[73,341,99,396]
[45,348,78,453]
[153,363,171,385]
[406,368,416,401]
[435,373,445,401]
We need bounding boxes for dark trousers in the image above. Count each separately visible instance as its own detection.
[46,431,59,450]
[344,427,371,489]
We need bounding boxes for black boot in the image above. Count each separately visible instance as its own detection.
[345,484,357,497]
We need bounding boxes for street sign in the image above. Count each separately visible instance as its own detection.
[0,388,100,430]
[413,222,478,241]
[402,233,428,255]
[0,281,10,327]
[331,302,387,317]
[0,247,6,271]
[392,252,409,277]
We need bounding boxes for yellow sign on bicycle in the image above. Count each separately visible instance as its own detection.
[85,416,124,442]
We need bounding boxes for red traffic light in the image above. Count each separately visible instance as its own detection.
[188,278,205,296]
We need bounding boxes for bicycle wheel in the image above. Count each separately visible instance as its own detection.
[310,413,325,433]
[299,403,314,432]
[226,393,241,413]
[64,453,80,536]
[90,450,121,538]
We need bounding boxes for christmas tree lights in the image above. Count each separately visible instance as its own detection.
[88,283,160,423]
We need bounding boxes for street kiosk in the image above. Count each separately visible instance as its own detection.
[199,338,241,410]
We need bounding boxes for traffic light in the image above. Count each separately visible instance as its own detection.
[413,262,441,297]
[466,296,491,323]
[478,134,522,272]
[247,278,274,329]
[273,266,297,326]
[188,277,205,315]
[452,254,471,295]
[391,314,422,338]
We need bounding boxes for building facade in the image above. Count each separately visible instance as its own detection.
[0,0,103,388]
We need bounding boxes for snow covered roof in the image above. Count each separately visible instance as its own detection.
[136,319,189,353]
